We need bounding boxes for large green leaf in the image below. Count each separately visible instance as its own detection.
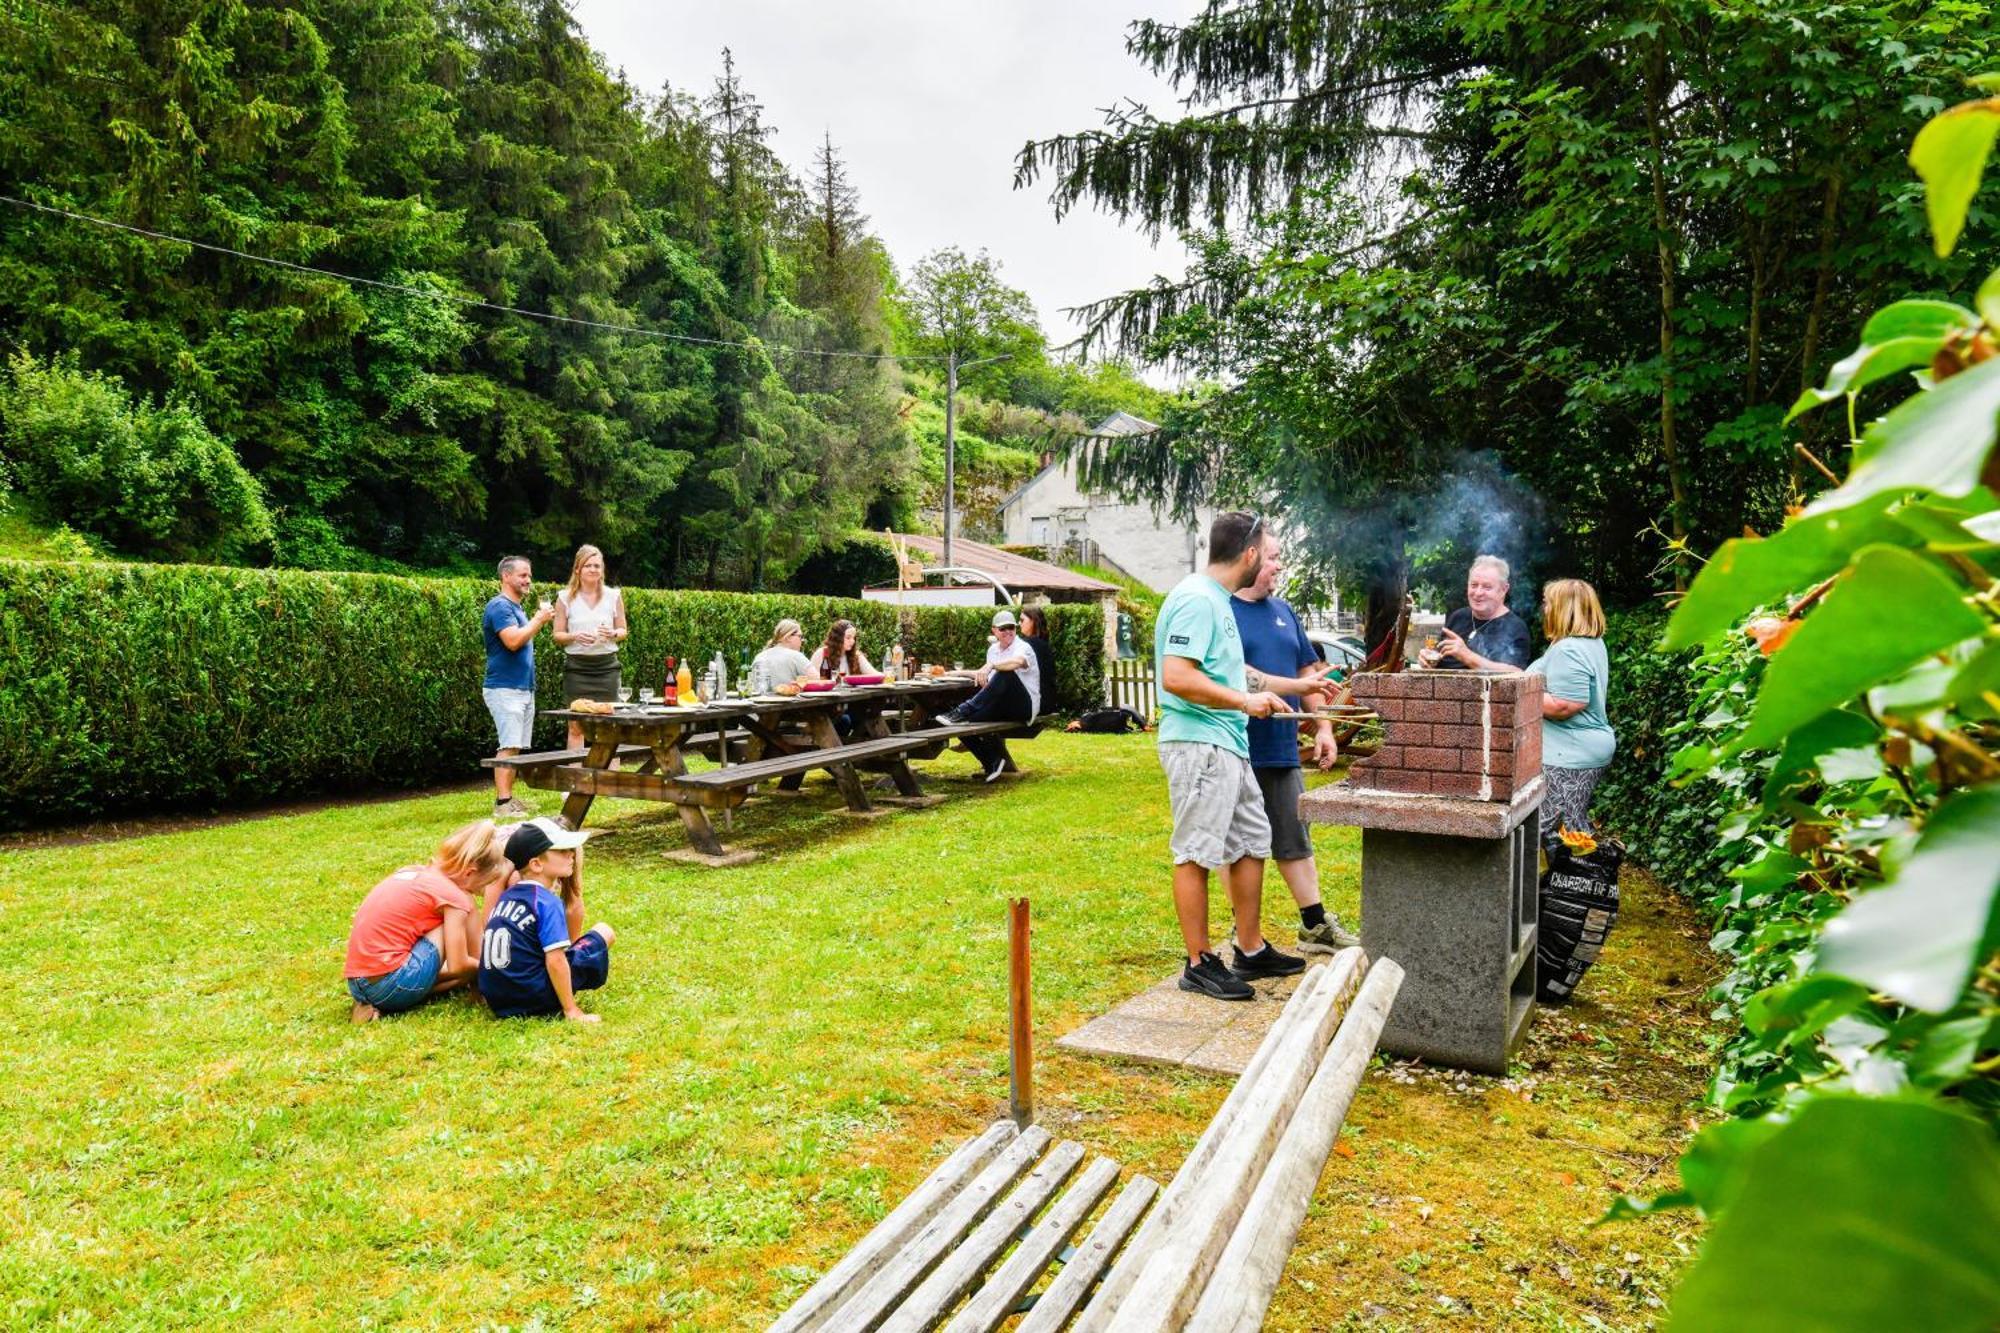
[1947,638,2000,717]
[1910,95,2000,257]
[1860,298,1980,344]
[1806,356,2000,516]
[1817,784,2000,1012]
[1735,547,1985,750]
[1786,337,1951,424]
[1666,1097,2000,1333]
[1663,495,1908,650]
[1761,708,1881,803]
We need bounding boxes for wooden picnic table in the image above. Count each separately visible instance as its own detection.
[486,679,1036,865]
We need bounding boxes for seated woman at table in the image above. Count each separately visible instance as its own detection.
[752,619,816,690]
[810,618,875,681]
[345,820,509,1023]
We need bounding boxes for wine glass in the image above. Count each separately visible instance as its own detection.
[617,686,633,705]
[638,687,654,706]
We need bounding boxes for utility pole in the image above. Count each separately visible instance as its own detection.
[942,351,1010,570]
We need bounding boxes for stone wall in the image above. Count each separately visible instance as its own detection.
[1347,671,1543,802]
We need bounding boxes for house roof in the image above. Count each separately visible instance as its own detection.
[883,533,1119,595]
[997,410,1160,514]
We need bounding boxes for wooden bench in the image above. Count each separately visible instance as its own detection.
[480,743,654,770]
[772,948,1406,1332]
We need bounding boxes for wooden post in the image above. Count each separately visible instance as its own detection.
[1008,897,1033,1128]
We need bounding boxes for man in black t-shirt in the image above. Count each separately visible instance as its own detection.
[1421,554,1532,671]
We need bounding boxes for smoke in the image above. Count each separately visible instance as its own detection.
[1409,451,1548,618]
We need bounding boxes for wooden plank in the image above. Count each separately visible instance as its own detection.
[770,1121,1019,1333]
[1013,1175,1159,1333]
[1070,952,1364,1333]
[877,1139,1087,1333]
[945,1156,1121,1333]
[1187,960,1406,1333]
[1096,953,1368,1333]
[673,734,936,788]
[828,1126,1053,1332]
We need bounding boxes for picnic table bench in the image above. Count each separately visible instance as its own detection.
[772,948,1406,1331]
[487,680,1040,864]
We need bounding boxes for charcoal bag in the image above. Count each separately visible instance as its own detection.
[1536,836,1623,1005]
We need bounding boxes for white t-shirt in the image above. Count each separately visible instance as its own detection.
[752,645,815,688]
[988,636,1040,718]
[560,587,620,657]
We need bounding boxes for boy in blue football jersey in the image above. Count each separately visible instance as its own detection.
[479,818,616,1022]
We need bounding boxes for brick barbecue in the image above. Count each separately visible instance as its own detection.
[1346,669,1543,802]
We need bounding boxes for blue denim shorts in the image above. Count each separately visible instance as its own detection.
[347,936,442,1014]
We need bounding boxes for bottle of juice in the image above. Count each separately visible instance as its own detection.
[663,656,678,704]
[676,657,696,704]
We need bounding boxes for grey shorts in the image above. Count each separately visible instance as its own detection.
[483,687,535,750]
[1254,766,1313,862]
[1160,742,1271,869]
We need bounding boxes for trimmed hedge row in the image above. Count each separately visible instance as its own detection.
[0,560,1105,829]
[1594,605,1712,882]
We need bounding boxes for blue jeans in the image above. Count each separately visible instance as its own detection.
[347,937,443,1014]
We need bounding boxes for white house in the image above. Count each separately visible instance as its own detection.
[995,412,1217,593]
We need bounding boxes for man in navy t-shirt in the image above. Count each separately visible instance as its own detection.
[1421,554,1532,671]
[478,819,614,1021]
[484,556,554,817]
[1229,528,1361,955]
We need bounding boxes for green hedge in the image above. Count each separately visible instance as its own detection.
[1595,605,1717,884]
[0,560,1104,829]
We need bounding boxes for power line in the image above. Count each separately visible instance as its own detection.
[0,191,928,363]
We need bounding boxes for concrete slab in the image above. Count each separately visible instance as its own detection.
[662,847,759,869]
[1055,957,1331,1076]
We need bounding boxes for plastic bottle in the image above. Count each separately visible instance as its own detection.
[676,657,695,704]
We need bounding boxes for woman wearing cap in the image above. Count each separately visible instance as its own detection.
[934,608,1042,781]
[751,619,816,690]
[477,818,617,1022]
[344,820,509,1023]
[1528,579,1617,838]
[553,545,628,749]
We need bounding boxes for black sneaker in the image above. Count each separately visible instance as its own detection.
[983,754,1007,783]
[929,709,963,728]
[1230,942,1308,980]
[1179,951,1254,1001]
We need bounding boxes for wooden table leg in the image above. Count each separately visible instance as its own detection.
[804,712,874,812]
[649,731,753,863]
[559,733,621,827]
[852,702,926,799]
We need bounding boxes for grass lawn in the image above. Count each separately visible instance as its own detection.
[1,732,1716,1329]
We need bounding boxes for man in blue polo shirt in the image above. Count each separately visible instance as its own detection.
[1231,527,1361,955]
[484,555,554,817]
[1156,511,1335,1001]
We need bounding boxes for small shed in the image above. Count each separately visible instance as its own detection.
[862,533,1122,655]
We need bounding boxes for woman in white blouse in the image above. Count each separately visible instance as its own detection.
[553,545,628,747]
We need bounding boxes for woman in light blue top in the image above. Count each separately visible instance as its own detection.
[1527,578,1616,839]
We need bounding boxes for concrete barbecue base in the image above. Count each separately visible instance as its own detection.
[1304,777,1542,1074]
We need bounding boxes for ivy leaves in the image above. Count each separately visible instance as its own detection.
[1623,85,2000,1330]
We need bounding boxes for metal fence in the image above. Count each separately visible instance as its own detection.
[1106,657,1157,719]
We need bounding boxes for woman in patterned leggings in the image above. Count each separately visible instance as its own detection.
[1526,580,1616,841]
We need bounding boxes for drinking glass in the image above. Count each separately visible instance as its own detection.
[638,687,654,706]
[617,686,633,705]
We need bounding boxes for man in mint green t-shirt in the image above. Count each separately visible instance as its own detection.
[1156,512,1334,1001]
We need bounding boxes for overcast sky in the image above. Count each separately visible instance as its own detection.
[569,0,1195,353]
